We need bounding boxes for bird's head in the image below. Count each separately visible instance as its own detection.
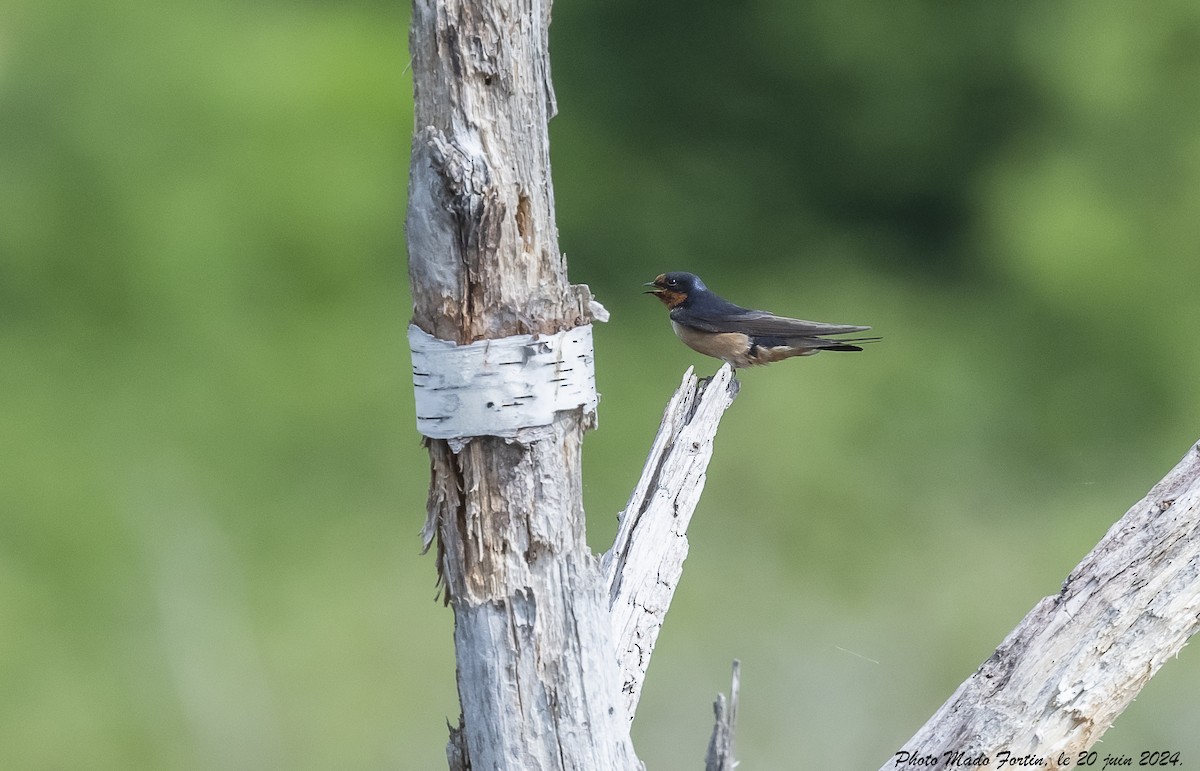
[644,272,707,308]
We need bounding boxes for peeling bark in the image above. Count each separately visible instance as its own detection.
[407,0,638,766]
[405,1,1200,754]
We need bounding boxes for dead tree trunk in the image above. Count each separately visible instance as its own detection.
[405,0,637,765]
[404,0,743,748]
[406,0,1200,766]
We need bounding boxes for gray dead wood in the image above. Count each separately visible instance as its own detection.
[602,365,740,720]
[406,0,1200,766]
[406,0,745,765]
[705,660,741,771]
[407,0,637,766]
[881,441,1200,770]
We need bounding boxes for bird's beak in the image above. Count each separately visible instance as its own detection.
[643,281,664,294]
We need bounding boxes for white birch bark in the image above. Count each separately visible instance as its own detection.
[406,0,1200,766]
[406,0,638,767]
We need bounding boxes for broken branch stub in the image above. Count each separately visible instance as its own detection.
[603,365,741,721]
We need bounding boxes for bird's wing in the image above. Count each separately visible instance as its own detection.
[671,306,870,337]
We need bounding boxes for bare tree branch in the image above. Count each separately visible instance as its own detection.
[603,365,740,720]
[882,441,1200,770]
[705,660,741,771]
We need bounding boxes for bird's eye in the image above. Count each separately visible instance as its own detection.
[667,278,677,286]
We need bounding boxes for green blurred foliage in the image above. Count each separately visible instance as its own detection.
[2,0,1199,768]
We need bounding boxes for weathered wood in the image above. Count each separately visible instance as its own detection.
[407,0,594,347]
[602,365,740,720]
[881,441,1200,770]
[405,0,1200,765]
[705,660,741,771]
[406,0,637,767]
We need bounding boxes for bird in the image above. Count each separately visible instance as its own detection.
[644,271,878,368]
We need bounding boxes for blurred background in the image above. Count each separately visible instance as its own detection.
[3,0,1199,768]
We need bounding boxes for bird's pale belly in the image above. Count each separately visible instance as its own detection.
[670,321,816,368]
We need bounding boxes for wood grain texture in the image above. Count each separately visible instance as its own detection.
[406,0,634,767]
[881,441,1200,770]
[705,660,741,771]
[602,365,741,720]
[407,0,595,346]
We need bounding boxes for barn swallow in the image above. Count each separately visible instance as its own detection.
[645,272,878,368]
